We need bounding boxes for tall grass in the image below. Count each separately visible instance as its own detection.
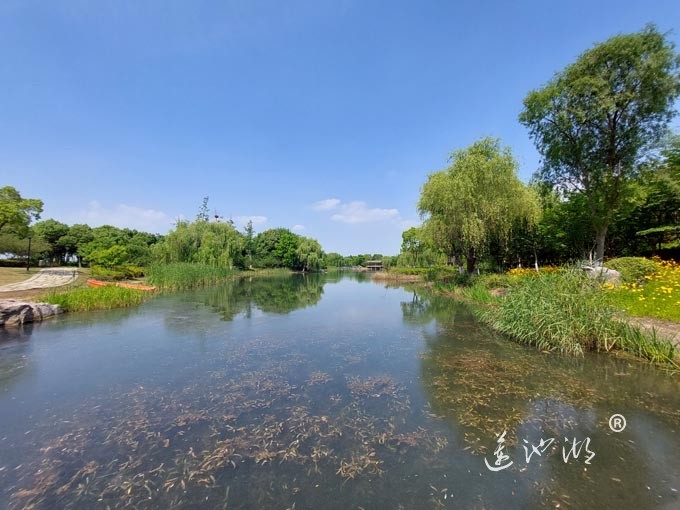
[43,286,149,312]
[475,268,677,366]
[146,263,237,290]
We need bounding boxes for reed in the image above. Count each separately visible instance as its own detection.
[475,268,677,366]
[146,263,237,290]
[43,286,148,312]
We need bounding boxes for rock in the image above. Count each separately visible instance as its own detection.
[0,300,63,327]
[581,266,622,286]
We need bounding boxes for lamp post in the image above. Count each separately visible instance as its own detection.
[26,234,32,272]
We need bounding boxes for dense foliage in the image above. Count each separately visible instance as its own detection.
[397,27,680,271]
[519,25,680,263]
[0,186,43,237]
[417,138,540,272]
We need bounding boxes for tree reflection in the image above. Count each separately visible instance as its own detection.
[399,286,458,326]
[202,274,325,321]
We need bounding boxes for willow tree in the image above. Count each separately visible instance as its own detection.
[520,25,680,264]
[154,219,244,269]
[418,138,539,273]
[296,237,324,272]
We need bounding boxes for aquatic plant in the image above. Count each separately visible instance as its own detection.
[146,263,236,290]
[476,268,677,365]
[43,286,149,312]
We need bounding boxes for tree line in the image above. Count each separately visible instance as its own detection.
[0,191,327,274]
[399,25,680,272]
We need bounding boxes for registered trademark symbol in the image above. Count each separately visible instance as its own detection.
[609,414,627,432]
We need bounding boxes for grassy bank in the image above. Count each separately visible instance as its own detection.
[43,286,149,312]
[464,268,677,367]
[604,258,680,322]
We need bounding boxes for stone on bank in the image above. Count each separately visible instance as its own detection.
[0,300,63,327]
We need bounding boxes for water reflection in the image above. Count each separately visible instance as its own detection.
[202,274,325,320]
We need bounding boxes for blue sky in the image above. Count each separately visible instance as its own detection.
[1,1,679,254]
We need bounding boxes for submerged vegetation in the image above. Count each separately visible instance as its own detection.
[43,286,149,312]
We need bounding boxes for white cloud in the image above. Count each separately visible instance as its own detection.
[77,201,173,232]
[291,224,306,231]
[311,198,341,211]
[233,215,268,228]
[311,197,419,228]
[325,200,400,224]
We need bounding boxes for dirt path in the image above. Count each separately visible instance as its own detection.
[629,317,680,347]
[0,268,79,293]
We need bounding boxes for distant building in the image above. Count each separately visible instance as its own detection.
[365,260,383,271]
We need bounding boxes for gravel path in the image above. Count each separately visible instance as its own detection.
[0,268,79,292]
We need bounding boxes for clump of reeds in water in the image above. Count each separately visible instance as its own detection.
[43,286,149,312]
[146,263,236,290]
[477,268,678,366]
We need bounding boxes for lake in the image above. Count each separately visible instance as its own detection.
[1,273,679,509]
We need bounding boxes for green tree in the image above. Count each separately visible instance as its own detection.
[85,245,129,268]
[58,224,94,267]
[253,228,300,268]
[0,186,43,236]
[197,196,210,222]
[244,220,254,268]
[33,219,70,263]
[0,232,50,259]
[609,133,680,254]
[324,252,345,267]
[418,138,540,273]
[520,25,680,263]
[296,237,324,272]
[400,227,423,267]
[154,219,244,269]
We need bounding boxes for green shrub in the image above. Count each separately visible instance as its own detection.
[90,264,145,281]
[606,257,659,282]
[0,259,27,268]
[85,245,129,268]
[477,268,677,365]
[43,286,149,312]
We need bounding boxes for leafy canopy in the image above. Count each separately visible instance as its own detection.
[520,25,680,260]
[0,186,43,236]
[418,137,539,270]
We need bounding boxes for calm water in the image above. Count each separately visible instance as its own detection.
[1,274,679,509]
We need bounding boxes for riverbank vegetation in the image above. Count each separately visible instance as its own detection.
[43,286,149,312]
[384,26,680,365]
[396,26,679,274]
[468,269,677,366]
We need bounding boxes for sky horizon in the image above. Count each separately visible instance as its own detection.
[1,1,679,255]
